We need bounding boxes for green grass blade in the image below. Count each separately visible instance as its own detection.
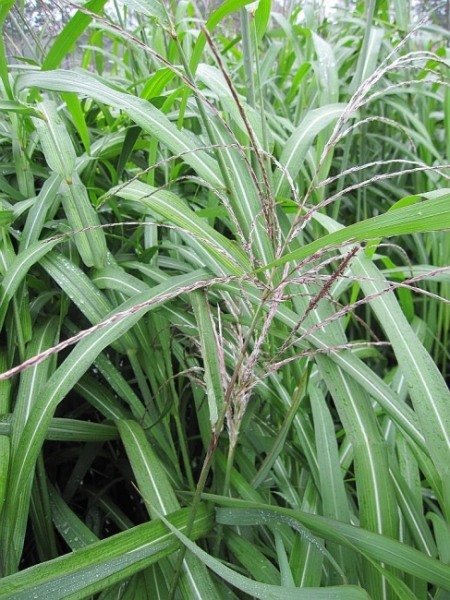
[316,357,398,599]
[112,180,249,275]
[31,100,106,267]
[191,290,224,427]
[224,528,281,585]
[428,513,450,565]
[350,253,450,513]
[0,351,10,518]
[40,253,130,348]
[309,384,358,584]
[196,64,265,145]
[204,114,276,269]
[0,504,213,600]
[58,175,107,268]
[156,508,370,600]
[0,270,211,567]
[62,93,91,155]
[0,416,118,442]
[0,238,62,331]
[389,461,437,558]
[1,318,60,573]
[48,481,99,549]
[118,419,222,600]
[120,0,170,28]
[74,375,133,421]
[273,104,346,197]
[214,500,450,591]
[16,70,224,189]
[0,1,15,98]
[30,455,58,564]
[32,101,76,180]
[254,0,272,44]
[10,318,60,454]
[19,175,61,251]
[41,0,109,70]
[190,0,257,72]
[264,190,450,271]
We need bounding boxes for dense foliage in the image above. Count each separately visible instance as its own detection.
[0,0,450,598]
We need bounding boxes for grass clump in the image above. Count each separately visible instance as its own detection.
[0,0,450,598]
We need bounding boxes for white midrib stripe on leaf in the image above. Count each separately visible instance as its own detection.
[361,28,383,83]
[356,259,450,457]
[121,421,167,513]
[328,348,424,447]
[121,424,205,598]
[275,105,345,197]
[76,381,123,419]
[1,242,51,301]
[210,123,270,265]
[23,318,57,424]
[21,175,61,250]
[151,567,165,600]
[183,558,203,600]
[337,368,384,535]
[299,542,314,587]
[337,368,388,600]
[39,104,68,176]
[94,274,143,295]
[389,468,434,556]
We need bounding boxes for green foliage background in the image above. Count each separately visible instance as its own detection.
[0,0,450,598]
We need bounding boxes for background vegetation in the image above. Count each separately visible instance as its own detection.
[0,0,450,598]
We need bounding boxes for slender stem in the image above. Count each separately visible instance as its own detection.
[167,429,218,600]
[173,413,196,491]
[240,8,256,108]
[212,435,237,556]
[167,288,270,598]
